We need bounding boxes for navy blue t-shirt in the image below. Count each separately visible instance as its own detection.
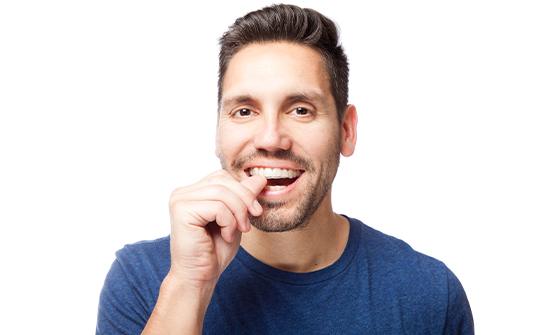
[96,216,474,334]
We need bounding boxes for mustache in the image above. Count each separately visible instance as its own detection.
[232,150,314,172]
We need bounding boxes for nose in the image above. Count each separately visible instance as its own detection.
[253,113,292,152]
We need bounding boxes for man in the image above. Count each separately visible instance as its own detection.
[97,4,473,334]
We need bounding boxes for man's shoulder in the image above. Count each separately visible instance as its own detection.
[97,236,171,332]
[347,217,473,333]
[116,235,170,258]
[113,235,171,277]
[350,217,452,289]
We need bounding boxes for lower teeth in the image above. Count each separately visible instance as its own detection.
[265,185,286,191]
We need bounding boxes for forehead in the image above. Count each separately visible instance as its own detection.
[221,42,333,107]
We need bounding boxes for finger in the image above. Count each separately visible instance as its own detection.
[171,185,251,232]
[209,221,242,249]
[172,199,235,228]
[199,171,266,215]
[241,174,267,196]
[240,175,267,214]
[210,201,241,243]
[209,175,267,217]
[187,200,239,243]
[171,171,267,219]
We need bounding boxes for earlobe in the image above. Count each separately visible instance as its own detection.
[340,104,358,157]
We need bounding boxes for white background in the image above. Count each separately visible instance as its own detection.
[1,0,550,333]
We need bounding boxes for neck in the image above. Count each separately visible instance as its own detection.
[240,193,350,273]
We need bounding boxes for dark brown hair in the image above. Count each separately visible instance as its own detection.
[218,4,349,121]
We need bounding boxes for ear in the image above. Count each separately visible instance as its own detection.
[340,104,358,157]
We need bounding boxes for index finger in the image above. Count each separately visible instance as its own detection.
[240,174,267,197]
[236,175,267,216]
[203,172,266,216]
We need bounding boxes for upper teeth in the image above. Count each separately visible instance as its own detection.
[249,167,302,179]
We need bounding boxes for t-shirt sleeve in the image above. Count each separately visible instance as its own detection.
[96,256,149,335]
[443,269,474,335]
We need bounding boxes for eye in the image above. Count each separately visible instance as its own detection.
[232,108,254,118]
[291,107,312,117]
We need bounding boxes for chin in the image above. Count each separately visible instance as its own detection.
[250,202,313,233]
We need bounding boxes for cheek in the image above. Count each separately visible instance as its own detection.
[217,125,252,157]
[294,128,339,156]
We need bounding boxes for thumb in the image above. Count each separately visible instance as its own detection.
[241,175,267,197]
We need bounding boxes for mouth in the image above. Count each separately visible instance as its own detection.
[245,167,305,194]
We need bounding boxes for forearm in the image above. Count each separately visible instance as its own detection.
[142,273,215,335]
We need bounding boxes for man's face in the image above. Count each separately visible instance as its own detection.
[216,42,344,232]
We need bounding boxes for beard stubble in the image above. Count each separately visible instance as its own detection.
[219,139,341,233]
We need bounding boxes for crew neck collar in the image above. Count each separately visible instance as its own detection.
[236,215,360,285]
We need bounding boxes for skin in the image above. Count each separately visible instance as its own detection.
[217,41,358,271]
[143,41,358,333]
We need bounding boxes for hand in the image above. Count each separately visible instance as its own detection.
[167,170,267,289]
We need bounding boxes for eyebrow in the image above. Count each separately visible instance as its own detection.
[221,90,325,111]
